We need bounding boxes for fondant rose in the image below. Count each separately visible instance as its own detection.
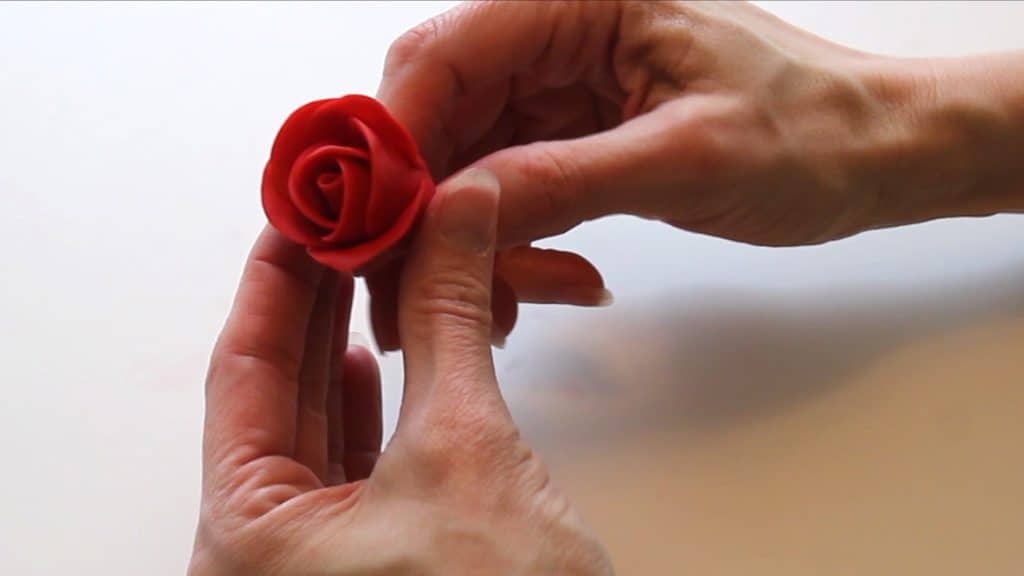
[262,95,434,273]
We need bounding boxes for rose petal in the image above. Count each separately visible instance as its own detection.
[330,95,422,166]
[275,100,367,166]
[352,117,422,236]
[289,148,339,230]
[308,175,434,272]
[322,146,369,216]
[317,172,343,214]
[263,100,367,244]
[322,156,372,245]
[288,145,369,231]
[262,160,326,244]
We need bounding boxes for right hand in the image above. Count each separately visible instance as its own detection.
[378,0,938,249]
[366,0,920,351]
[372,0,1024,351]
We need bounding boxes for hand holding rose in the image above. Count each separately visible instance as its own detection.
[191,170,611,575]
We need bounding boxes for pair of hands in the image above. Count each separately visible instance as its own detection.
[193,2,1024,574]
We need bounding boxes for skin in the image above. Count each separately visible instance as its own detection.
[194,1,1024,573]
[369,0,1024,350]
[191,170,611,575]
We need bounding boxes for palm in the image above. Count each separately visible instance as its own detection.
[194,230,382,571]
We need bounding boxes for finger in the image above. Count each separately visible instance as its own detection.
[294,272,353,483]
[340,344,382,482]
[478,107,680,248]
[366,259,402,352]
[369,263,518,352]
[377,1,622,175]
[495,246,612,306]
[205,225,324,471]
[325,300,358,486]
[370,246,612,349]
[397,167,505,419]
[491,274,517,348]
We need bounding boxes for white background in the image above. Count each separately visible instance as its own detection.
[1,2,1023,574]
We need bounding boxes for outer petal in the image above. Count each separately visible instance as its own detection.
[262,158,326,244]
[271,99,366,166]
[331,95,424,167]
[353,118,423,236]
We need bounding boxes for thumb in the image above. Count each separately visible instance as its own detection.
[398,167,505,418]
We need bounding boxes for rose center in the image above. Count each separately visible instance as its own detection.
[315,165,344,217]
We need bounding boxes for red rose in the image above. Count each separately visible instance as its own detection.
[262,95,434,273]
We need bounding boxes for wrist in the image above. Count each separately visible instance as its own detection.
[855,53,1024,229]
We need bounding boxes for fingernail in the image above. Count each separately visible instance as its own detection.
[492,330,507,349]
[349,331,370,350]
[557,286,615,307]
[439,168,500,249]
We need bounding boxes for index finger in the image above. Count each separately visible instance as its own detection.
[204,226,325,471]
[376,1,621,175]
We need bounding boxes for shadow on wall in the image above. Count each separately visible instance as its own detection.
[499,261,1024,453]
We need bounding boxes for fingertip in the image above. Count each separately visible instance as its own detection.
[370,312,400,354]
[337,271,355,300]
[366,264,402,353]
[343,343,382,406]
[434,167,501,250]
[491,273,518,348]
[494,246,609,306]
[595,288,615,307]
[344,341,379,373]
[556,286,615,307]
[348,331,371,351]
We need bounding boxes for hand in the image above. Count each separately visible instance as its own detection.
[367,0,887,349]
[190,170,612,575]
[376,0,888,248]
[378,1,1024,253]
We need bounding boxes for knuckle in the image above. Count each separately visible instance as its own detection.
[385,18,440,72]
[208,339,299,386]
[385,5,465,73]
[404,398,519,481]
[514,143,589,223]
[660,98,742,177]
[409,271,492,331]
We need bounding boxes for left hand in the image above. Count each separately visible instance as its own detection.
[190,169,612,575]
